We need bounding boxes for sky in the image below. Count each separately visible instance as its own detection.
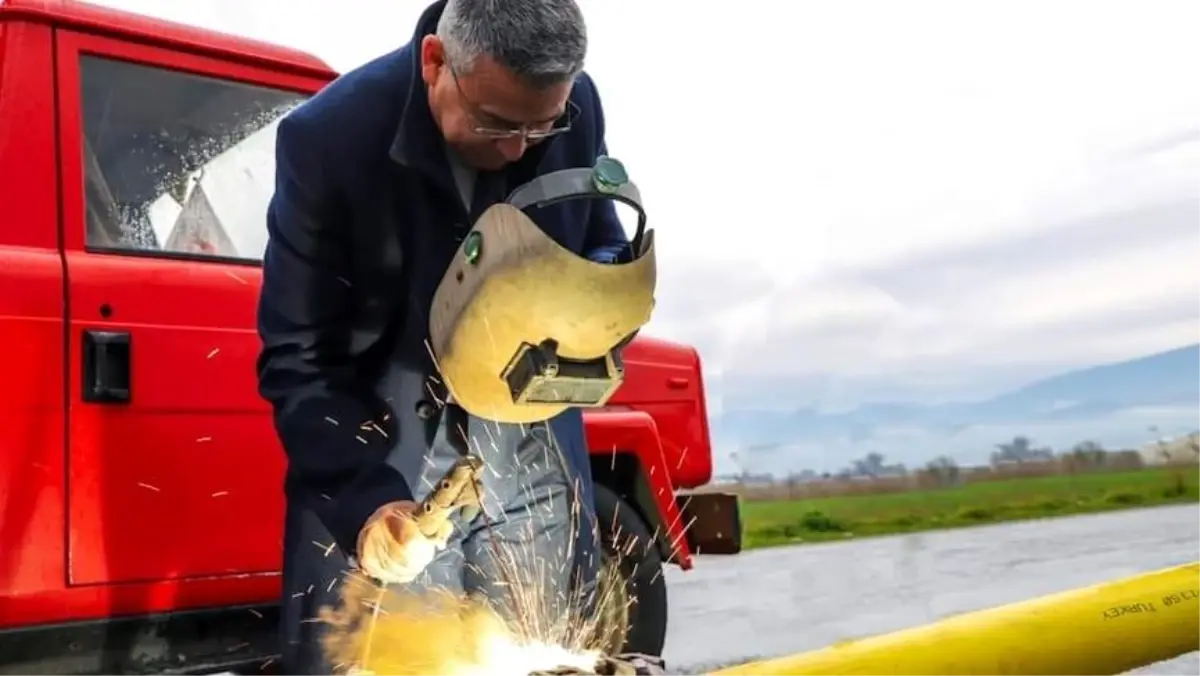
[98,0,1200,414]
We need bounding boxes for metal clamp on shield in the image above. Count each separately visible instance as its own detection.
[428,156,656,424]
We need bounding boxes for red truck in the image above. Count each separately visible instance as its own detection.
[0,1,741,673]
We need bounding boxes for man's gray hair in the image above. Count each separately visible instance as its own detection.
[437,0,587,88]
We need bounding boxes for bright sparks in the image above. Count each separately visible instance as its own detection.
[319,577,603,675]
[312,345,655,675]
[474,630,602,676]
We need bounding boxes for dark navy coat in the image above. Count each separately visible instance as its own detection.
[256,0,624,595]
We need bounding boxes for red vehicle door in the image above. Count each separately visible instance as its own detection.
[54,31,323,584]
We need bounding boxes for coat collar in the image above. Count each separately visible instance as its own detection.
[388,0,451,180]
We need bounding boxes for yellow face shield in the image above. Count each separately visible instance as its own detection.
[428,156,657,424]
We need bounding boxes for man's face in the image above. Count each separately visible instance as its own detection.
[420,35,574,171]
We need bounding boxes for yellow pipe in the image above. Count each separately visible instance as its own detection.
[711,562,1199,676]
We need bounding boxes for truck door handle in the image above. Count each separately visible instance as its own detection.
[667,377,689,390]
[82,330,131,403]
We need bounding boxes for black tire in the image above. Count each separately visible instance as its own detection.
[592,484,668,657]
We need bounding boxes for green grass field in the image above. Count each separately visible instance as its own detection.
[741,467,1200,549]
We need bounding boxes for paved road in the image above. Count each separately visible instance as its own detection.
[662,504,1200,674]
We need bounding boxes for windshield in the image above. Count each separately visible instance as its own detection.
[80,55,308,261]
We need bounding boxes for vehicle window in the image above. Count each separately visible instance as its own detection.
[79,55,308,262]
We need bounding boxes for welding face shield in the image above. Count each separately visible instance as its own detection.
[428,156,656,424]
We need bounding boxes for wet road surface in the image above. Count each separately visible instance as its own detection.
[663,504,1200,674]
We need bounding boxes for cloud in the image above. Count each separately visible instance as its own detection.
[648,135,1199,410]
[621,140,1198,402]
[1109,127,1200,162]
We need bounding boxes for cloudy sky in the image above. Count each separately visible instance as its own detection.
[102,0,1200,414]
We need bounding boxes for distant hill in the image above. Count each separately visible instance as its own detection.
[713,344,1200,474]
[991,344,1199,417]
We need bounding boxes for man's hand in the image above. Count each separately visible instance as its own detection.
[356,500,454,585]
[355,456,483,585]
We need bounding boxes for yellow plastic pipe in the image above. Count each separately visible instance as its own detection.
[712,562,1199,675]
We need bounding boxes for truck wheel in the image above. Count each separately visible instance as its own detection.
[592,484,668,657]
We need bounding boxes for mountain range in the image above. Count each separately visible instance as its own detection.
[711,344,1200,475]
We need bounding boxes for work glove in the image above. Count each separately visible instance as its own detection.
[355,500,454,585]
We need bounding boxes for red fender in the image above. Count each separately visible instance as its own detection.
[583,409,694,570]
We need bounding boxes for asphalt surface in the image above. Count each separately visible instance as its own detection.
[662,504,1200,675]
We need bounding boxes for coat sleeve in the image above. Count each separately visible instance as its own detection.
[256,114,414,558]
[580,78,633,264]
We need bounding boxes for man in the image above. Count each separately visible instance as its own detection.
[255,0,630,673]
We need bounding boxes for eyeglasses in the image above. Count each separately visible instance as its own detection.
[448,64,578,141]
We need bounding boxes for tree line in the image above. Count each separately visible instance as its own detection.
[722,431,1200,489]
